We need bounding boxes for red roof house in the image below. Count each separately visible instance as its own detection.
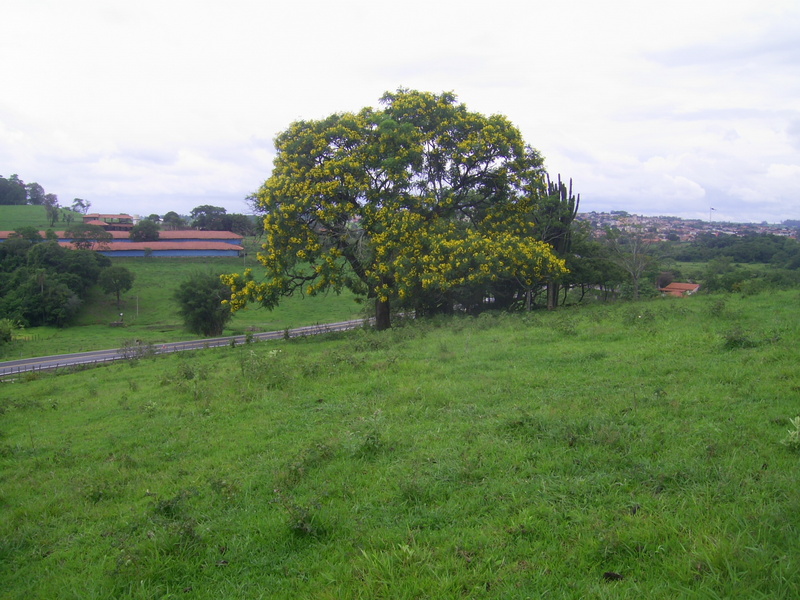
[660,282,701,297]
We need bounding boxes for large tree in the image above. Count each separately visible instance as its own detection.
[0,174,28,205]
[26,182,46,205]
[130,219,160,242]
[190,205,228,230]
[43,193,60,227]
[162,211,187,230]
[223,89,566,330]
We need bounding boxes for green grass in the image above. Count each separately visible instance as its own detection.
[0,205,81,230]
[0,216,363,359]
[2,290,799,598]
[4,256,364,359]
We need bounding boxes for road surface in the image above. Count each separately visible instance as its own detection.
[0,318,370,379]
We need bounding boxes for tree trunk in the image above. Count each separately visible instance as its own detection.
[546,281,558,310]
[375,297,391,331]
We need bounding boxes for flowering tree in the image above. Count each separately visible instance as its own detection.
[223,90,566,330]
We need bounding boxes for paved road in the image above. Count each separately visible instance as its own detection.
[0,318,370,379]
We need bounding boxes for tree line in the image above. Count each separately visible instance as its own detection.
[667,232,800,267]
[139,206,260,237]
[2,174,259,237]
[1,174,93,227]
[0,229,135,330]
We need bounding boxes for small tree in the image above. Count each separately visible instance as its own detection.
[130,220,160,242]
[0,318,20,346]
[43,193,60,227]
[605,225,658,300]
[99,266,135,309]
[71,198,91,214]
[173,272,233,337]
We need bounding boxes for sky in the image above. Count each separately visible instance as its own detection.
[2,0,799,224]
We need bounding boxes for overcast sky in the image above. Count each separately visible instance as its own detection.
[2,0,799,224]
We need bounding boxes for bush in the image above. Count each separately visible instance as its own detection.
[173,271,233,337]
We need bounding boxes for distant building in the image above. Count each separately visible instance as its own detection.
[0,228,244,258]
[660,282,701,297]
[82,213,135,232]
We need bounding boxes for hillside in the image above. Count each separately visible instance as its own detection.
[0,205,81,230]
[2,290,799,598]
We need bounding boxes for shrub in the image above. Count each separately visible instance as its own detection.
[173,271,233,337]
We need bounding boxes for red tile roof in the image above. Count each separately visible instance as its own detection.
[157,230,243,240]
[0,230,242,241]
[57,241,243,251]
[83,213,134,220]
[660,282,701,297]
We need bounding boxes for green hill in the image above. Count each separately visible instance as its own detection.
[0,204,81,230]
[2,290,799,598]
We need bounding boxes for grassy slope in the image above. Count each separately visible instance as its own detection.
[0,205,81,230]
[1,290,799,598]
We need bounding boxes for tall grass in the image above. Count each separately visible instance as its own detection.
[1,290,799,598]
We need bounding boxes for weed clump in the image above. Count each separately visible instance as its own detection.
[722,328,758,350]
[272,490,327,538]
[708,298,728,317]
[781,416,800,450]
[238,348,287,388]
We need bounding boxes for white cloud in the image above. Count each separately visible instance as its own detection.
[0,0,798,223]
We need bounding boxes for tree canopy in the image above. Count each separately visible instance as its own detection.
[64,224,113,251]
[223,89,567,329]
[174,271,233,337]
[130,219,160,242]
[0,174,28,205]
[0,238,110,327]
[99,266,136,309]
[190,205,228,230]
[162,211,187,230]
[189,205,258,236]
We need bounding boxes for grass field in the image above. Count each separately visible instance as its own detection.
[1,205,364,359]
[0,205,81,230]
[3,255,365,360]
[2,290,799,598]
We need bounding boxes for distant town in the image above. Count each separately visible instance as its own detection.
[578,211,799,241]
